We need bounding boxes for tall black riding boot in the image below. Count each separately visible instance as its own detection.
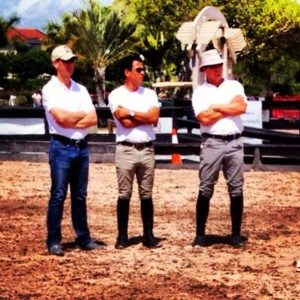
[230,194,245,247]
[192,192,211,247]
[115,197,130,249]
[141,198,162,249]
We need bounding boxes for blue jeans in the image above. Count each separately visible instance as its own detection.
[46,139,91,247]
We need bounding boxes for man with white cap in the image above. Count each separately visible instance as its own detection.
[42,45,103,256]
[192,49,248,248]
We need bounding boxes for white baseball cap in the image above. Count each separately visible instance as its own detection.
[199,49,224,71]
[51,45,77,62]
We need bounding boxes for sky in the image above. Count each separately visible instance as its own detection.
[0,0,113,31]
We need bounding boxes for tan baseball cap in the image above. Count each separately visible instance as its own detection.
[51,45,77,62]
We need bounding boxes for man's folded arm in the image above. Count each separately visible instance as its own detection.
[50,108,97,129]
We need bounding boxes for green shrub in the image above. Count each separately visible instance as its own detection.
[291,83,300,95]
[0,99,8,107]
[14,95,30,106]
[5,78,22,90]
[0,91,10,100]
[23,78,44,91]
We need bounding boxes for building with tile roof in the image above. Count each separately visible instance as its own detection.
[7,27,46,47]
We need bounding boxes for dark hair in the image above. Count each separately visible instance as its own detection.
[119,54,144,75]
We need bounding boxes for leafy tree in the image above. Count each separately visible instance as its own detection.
[114,0,204,36]
[215,0,300,95]
[8,48,51,91]
[114,0,204,83]
[11,48,50,80]
[43,22,69,48]
[44,0,137,105]
[115,0,300,95]
[0,53,10,84]
[0,14,20,48]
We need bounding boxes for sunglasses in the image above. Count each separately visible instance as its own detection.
[206,64,223,69]
[133,67,145,73]
[58,57,77,63]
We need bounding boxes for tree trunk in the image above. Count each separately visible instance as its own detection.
[94,66,107,107]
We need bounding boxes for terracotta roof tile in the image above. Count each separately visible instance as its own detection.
[7,27,46,41]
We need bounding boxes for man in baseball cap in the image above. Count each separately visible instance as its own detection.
[51,45,77,62]
[42,44,103,256]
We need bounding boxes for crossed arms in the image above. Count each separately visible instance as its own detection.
[113,106,160,128]
[196,95,247,126]
[50,108,97,129]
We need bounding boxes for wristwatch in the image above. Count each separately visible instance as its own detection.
[129,110,135,117]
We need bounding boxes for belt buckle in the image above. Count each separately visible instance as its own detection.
[74,140,81,147]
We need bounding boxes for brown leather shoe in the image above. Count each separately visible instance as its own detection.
[48,243,64,256]
[115,236,128,249]
[231,235,247,248]
[192,235,208,247]
[142,235,163,249]
[79,240,105,251]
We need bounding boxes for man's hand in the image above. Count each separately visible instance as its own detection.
[50,108,86,126]
[113,105,159,128]
[50,108,97,129]
[114,106,140,128]
[197,108,224,126]
[211,95,247,116]
[114,106,130,119]
[73,110,97,128]
[197,95,247,126]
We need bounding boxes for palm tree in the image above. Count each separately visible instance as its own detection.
[136,32,176,83]
[0,15,20,48]
[43,22,68,49]
[45,0,136,106]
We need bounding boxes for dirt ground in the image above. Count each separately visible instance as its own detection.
[0,161,299,300]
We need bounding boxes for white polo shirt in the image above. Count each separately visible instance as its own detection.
[108,85,159,143]
[192,79,247,135]
[42,76,95,139]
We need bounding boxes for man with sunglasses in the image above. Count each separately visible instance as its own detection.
[108,55,162,249]
[191,49,248,248]
[42,45,103,256]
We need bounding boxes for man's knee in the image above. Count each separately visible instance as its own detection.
[118,191,132,200]
[199,186,214,199]
[139,191,152,199]
[229,188,243,199]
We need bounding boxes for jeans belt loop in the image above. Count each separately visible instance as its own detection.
[51,134,86,147]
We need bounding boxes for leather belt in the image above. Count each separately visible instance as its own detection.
[119,141,153,150]
[51,134,87,147]
[202,132,241,141]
